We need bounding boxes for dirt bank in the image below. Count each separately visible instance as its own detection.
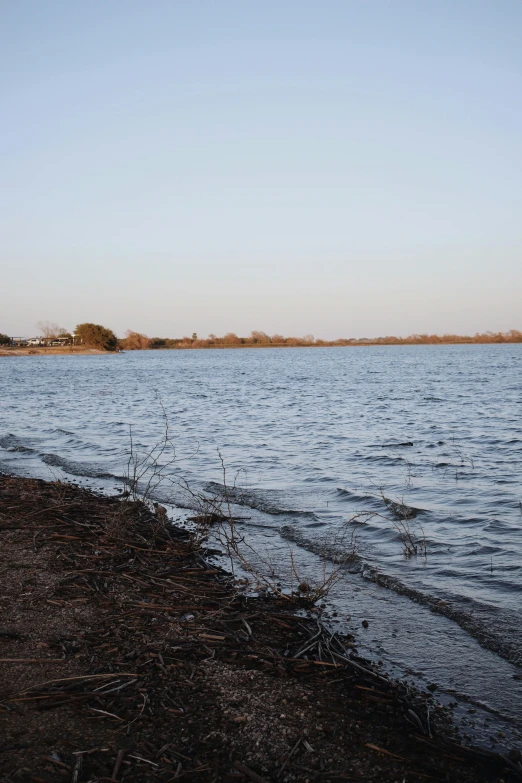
[0,476,519,782]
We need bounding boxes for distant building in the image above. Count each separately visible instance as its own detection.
[8,335,74,347]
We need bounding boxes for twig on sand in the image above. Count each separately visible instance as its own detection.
[111,749,125,780]
[278,738,302,778]
[233,760,268,783]
[70,755,82,783]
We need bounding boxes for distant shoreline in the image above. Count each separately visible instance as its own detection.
[4,327,520,354]
[143,340,522,349]
[2,340,521,356]
[0,346,111,356]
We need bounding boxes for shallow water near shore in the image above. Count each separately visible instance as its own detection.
[1,345,521,745]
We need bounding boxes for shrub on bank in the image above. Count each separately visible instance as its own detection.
[75,323,118,351]
[120,330,151,350]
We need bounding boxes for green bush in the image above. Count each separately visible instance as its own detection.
[75,323,118,351]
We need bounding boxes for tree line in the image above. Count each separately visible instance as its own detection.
[120,329,522,350]
[2,325,522,351]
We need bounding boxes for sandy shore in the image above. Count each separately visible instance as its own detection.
[0,475,517,782]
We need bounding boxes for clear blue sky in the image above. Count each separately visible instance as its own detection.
[2,0,521,339]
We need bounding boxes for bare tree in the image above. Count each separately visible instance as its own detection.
[250,330,271,344]
[223,332,241,344]
[121,330,151,350]
[37,320,67,339]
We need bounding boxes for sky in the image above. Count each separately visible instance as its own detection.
[1,0,521,339]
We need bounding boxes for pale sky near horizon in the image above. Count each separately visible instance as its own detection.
[1,0,521,339]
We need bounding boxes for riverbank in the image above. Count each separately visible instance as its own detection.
[143,341,522,349]
[0,347,113,356]
[1,475,519,782]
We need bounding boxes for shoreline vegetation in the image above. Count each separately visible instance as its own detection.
[1,325,522,355]
[140,329,522,349]
[0,473,515,782]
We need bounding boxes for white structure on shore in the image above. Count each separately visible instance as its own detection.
[8,335,74,346]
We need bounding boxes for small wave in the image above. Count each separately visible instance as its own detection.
[41,452,118,480]
[336,489,422,521]
[360,453,407,465]
[280,520,521,666]
[361,567,522,667]
[377,442,414,448]
[281,516,522,665]
[0,434,34,450]
[280,525,360,567]
[382,496,420,520]
[336,487,380,505]
[202,482,319,520]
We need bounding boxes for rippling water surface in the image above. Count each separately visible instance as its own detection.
[1,345,521,743]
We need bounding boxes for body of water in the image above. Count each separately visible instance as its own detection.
[1,345,521,745]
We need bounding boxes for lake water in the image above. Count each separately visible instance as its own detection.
[1,345,521,746]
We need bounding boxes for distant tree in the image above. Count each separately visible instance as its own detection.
[192,332,198,340]
[0,333,10,345]
[75,323,118,351]
[271,334,286,344]
[149,338,166,349]
[250,330,270,344]
[37,320,67,339]
[507,330,522,342]
[121,330,151,350]
[223,332,241,345]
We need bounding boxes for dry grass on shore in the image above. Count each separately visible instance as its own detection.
[0,475,516,782]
